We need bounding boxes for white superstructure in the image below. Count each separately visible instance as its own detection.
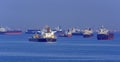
[98,26,109,34]
[83,28,93,35]
[41,26,56,39]
[0,27,6,32]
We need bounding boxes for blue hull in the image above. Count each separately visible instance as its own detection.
[97,33,114,40]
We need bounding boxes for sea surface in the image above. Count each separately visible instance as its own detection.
[0,33,120,62]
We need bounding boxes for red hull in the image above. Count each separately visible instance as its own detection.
[5,31,22,35]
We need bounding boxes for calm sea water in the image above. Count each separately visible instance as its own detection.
[0,33,120,62]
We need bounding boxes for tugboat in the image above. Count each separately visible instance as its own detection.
[83,28,93,38]
[59,29,72,37]
[71,27,83,35]
[29,26,57,42]
[97,26,114,40]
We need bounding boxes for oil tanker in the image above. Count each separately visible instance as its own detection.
[0,27,22,35]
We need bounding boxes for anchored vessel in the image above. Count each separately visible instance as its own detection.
[97,26,114,40]
[25,29,41,34]
[0,27,22,35]
[83,28,93,38]
[0,27,6,34]
[5,30,22,35]
[71,27,83,35]
[53,26,63,36]
[59,29,72,37]
[29,26,57,42]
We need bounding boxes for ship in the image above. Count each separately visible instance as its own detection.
[0,27,22,35]
[5,30,22,35]
[59,29,72,37]
[82,28,93,38]
[0,27,6,34]
[97,26,114,40]
[29,25,57,42]
[53,26,63,32]
[52,26,64,36]
[25,29,41,34]
[71,27,83,35]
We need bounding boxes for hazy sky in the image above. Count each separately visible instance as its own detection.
[0,0,120,30]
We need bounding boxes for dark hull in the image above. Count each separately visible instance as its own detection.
[0,31,22,35]
[25,32,40,34]
[97,33,114,40]
[55,31,64,36]
[59,35,71,37]
[83,34,93,38]
[25,32,41,34]
[5,31,22,35]
[72,32,83,35]
[58,34,72,37]
[29,38,56,42]
[25,30,41,34]
[0,32,6,34]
